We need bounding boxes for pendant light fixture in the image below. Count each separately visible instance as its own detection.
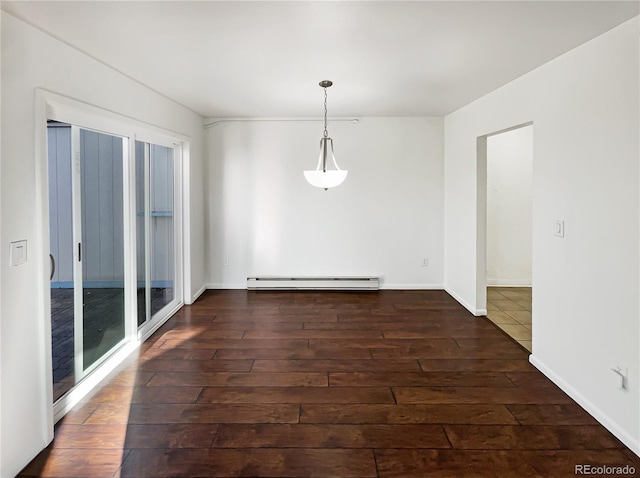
[304,80,348,190]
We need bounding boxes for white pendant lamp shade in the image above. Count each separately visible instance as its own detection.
[304,169,348,189]
[304,137,348,189]
[304,80,348,190]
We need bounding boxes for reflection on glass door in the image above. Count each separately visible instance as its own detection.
[49,122,127,401]
[136,141,176,327]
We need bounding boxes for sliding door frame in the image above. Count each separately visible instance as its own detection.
[35,89,190,427]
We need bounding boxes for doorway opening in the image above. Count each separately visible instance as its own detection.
[478,123,533,351]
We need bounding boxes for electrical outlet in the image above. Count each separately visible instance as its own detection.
[611,364,628,389]
[422,258,429,267]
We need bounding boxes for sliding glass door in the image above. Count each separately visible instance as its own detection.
[136,140,178,328]
[48,116,183,405]
[75,128,126,372]
[49,123,127,400]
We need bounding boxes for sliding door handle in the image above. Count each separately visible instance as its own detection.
[49,254,56,280]
[78,243,82,262]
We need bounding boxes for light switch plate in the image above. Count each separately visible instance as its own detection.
[10,240,27,266]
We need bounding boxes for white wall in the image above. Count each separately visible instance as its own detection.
[486,125,532,286]
[0,13,205,477]
[206,117,444,289]
[0,9,3,476]
[444,17,639,454]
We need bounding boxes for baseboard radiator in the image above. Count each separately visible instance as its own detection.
[247,277,379,291]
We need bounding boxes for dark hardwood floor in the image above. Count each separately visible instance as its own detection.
[20,290,640,477]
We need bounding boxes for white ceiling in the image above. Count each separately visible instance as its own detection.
[3,1,638,118]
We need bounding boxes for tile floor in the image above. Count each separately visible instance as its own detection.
[486,287,532,352]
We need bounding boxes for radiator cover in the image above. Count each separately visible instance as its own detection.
[247,277,379,291]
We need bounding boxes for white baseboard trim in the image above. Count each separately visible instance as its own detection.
[444,287,486,316]
[205,283,247,290]
[379,283,444,290]
[190,284,207,303]
[530,355,640,458]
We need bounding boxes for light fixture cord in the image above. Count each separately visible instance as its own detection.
[323,87,328,138]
